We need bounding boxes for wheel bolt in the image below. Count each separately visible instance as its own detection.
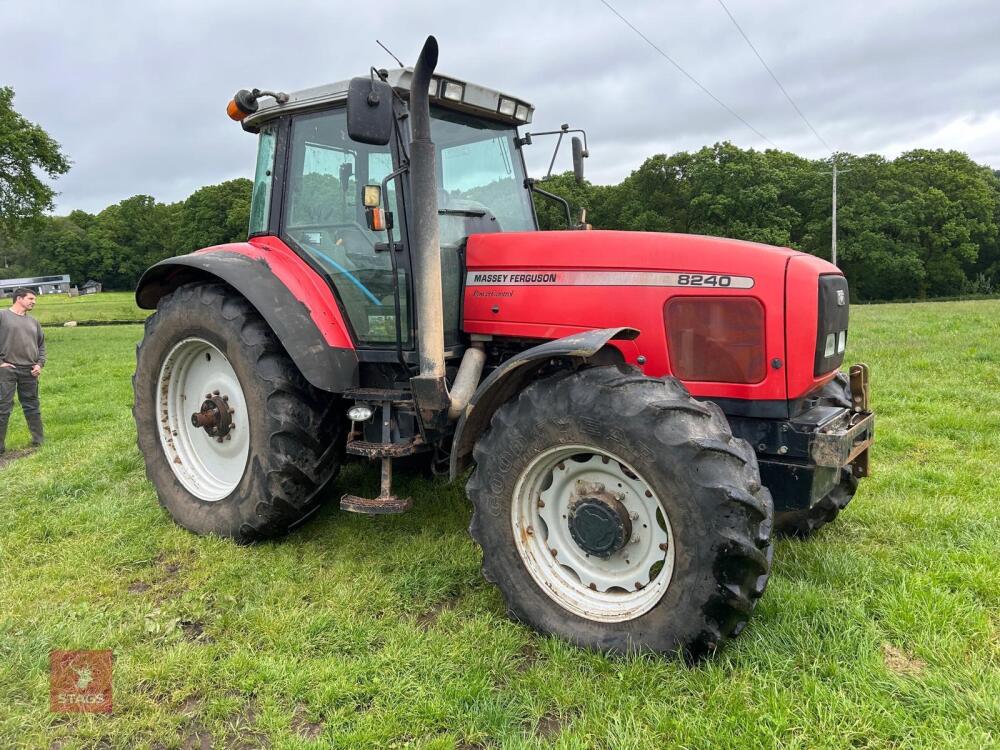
[659,542,669,552]
[537,499,545,508]
[634,582,644,590]
[526,525,534,535]
[589,583,597,591]
[644,490,652,498]
[550,548,558,557]
[631,512,639,521]
[222,395,228,401]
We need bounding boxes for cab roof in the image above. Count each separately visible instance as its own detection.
[244,68,534,130]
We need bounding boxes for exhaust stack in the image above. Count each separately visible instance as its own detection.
[407,36,486,427]
[409,36,446,382]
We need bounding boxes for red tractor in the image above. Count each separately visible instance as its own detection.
[133,37,874,656]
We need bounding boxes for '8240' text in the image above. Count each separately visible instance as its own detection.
[676,274,733,287]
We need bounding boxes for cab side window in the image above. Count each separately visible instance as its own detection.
[283,109,407,345]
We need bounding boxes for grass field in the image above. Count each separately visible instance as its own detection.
[1,291,148,326]
[1,300,998,749]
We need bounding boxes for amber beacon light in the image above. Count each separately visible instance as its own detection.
[226,88,289,122]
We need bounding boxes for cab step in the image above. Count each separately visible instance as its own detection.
[340,457,412,515]
[345,436,425,459]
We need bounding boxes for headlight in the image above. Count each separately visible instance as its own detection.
[442,81,464,102]
[347,405,373,422]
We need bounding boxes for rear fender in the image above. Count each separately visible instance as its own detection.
[135,238,358,392]
[449,327,639,479]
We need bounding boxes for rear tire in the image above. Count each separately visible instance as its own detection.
[467,365,773,658]
[774,372,859,537]
[133,283,345,542]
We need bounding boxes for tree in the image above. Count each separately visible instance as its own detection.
[0,87,70,239]
[173,178,252,252]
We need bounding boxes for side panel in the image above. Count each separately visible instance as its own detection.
[135,236,358,392]
[463,230,790,403]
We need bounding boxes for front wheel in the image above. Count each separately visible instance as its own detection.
[133,283,344,542]
[467,365,773,657]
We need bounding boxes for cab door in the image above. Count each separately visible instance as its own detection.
[280,106,410,348]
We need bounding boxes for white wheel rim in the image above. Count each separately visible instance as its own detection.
[156,338,250,501]
[511,445,675,623]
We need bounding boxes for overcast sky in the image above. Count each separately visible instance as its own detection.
[4,0,1000,214]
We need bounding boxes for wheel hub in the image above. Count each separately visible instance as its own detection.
[568,492,632,558]
[190,392,234,441]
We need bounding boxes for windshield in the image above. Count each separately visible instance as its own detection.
[430,106,535,243]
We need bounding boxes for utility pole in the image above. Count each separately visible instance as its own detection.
[823,156,850,267]
[831,160,838,267]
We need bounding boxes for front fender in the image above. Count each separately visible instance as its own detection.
[135,237,358,393]
[449,327,639,479]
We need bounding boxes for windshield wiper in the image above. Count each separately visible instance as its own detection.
[438,208,486,217]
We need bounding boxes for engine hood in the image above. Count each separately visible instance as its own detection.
[466,230,814,278]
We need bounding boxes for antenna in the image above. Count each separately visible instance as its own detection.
[376,39,405,67]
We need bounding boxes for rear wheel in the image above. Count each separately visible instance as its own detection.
[133,283,344,542]
[774,372,859,537]
[467,365,773,657]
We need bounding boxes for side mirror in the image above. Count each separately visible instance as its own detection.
[347,77,394,145]
[571,136,588,184]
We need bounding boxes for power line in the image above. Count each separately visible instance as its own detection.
[715,0,844,265]
[597,0,779,150]
[715,0,833,154]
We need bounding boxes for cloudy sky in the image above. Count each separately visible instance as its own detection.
[4,0,1000,214]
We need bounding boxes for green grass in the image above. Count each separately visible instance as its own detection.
[1,301,998,749]
[0,291,148,325]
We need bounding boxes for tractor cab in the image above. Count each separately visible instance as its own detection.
[237,70,537,354]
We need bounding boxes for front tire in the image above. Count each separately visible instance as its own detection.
[133,283,344,542]
[467,365,773,657]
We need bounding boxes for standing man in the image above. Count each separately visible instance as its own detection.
[0,288,46,454]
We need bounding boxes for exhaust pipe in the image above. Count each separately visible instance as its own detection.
[408,36,486,425]
[409,36,446,382]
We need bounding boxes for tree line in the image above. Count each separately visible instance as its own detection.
[4,85,999,301]
[1,179,252,290]
[534,143,1000,301]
